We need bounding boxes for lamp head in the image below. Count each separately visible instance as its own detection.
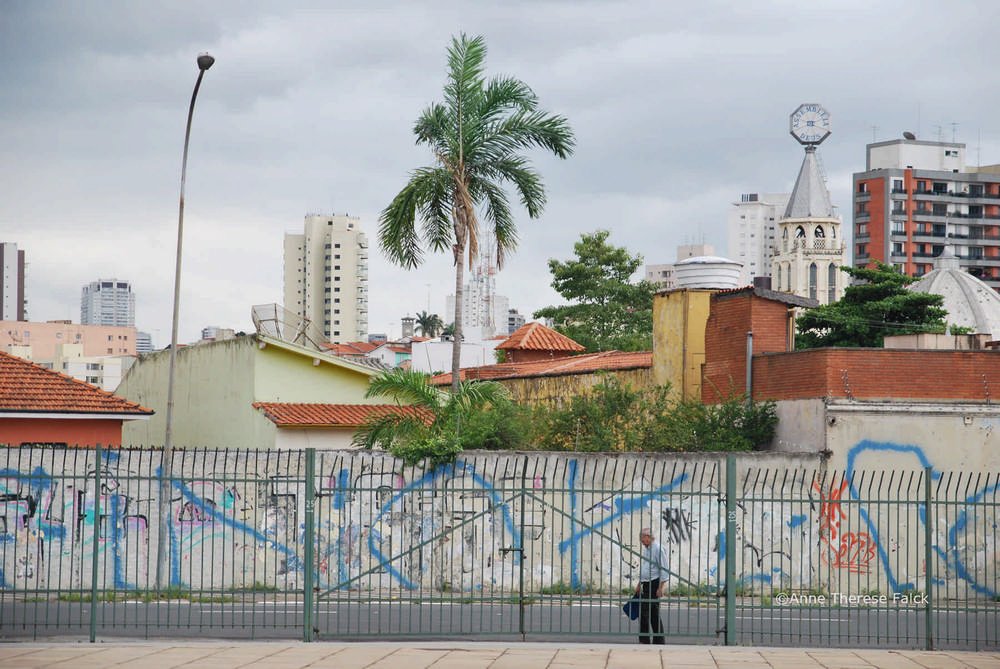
[197,53,215,71]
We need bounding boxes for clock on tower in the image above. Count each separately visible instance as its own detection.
[789,103,831,145]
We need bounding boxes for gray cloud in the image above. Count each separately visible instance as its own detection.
[2,1,999,344]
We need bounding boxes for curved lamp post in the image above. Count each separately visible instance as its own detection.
[156,52,215,590]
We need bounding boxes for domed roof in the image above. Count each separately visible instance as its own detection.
[908,248,1000,340]
[675,255,740,266]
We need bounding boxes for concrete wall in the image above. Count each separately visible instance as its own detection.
[774,398,1000,472]
[2,448,995,602]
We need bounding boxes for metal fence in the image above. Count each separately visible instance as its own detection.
[0,447,996,649]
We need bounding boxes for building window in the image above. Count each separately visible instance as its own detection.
[809,263,817,300]
[891,221,906,235]
[857,182,868,193]
[827,263,837,303]
[814,226,825,238]
[892,242,904,256]
[892,179,904,193]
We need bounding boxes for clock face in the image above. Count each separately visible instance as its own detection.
[789,103,831,145]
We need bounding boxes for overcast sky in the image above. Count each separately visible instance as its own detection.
[3,1,998,345]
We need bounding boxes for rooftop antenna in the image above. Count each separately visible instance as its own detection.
[951,122,959,143]
[871,124,878,142]
[933,125,943,143]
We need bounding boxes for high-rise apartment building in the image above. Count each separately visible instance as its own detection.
[81,278,135,327]
[0,242,26,321]
[446,283,510,339]
[283,214,369,343]
[853,138,1000,290]
[727,193,790,285]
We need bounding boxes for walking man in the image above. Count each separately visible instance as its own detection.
[635,527,669,644]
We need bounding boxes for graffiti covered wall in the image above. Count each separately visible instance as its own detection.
[1,448,996,602]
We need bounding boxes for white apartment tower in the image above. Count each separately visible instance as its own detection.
[0,242,26,321]
[81,278,135,327]
[283,214,369,343]
[727,193,790,286]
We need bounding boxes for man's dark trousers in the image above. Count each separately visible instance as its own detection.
[639,578,665,644]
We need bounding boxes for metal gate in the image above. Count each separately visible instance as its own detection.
[312,452,724,642]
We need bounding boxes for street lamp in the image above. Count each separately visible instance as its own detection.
[156,52,215,590]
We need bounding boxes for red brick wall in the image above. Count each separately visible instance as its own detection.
[0,418,124,447]
[751,349,1000,401]
[702,290,1000,403]
[703,293,795,402]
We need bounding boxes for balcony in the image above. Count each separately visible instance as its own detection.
[890,188,908,195]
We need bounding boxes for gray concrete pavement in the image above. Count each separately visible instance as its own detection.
[0,641,998,669]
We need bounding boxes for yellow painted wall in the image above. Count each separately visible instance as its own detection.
[253,339,374,404]
[652,289,714,401]
[118,336,376,449]
[499,369,652,407]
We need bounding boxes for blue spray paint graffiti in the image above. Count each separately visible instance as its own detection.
[557,472,690,554]
[366,460,521,591]
[568,460,579,590]
[845,440,997,599]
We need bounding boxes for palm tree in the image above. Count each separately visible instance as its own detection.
[353,368,512,465]
[379,34,574,393]
[415,310,444,338]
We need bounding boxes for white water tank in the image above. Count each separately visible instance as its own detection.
[673,256,742,289]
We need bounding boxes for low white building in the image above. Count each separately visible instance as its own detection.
[410,337,503,375]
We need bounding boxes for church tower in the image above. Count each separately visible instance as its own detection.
[771,104,847,305]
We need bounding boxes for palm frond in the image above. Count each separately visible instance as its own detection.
[352,413,429,451]
[379,167,453,268]
[470,179,517,268]
[484,156,546,219]
[365,368,446,410]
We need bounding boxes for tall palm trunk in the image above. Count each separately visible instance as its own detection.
[451,248,465,394]
[451,211,467,394]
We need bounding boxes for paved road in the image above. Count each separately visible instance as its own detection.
[2,599,997,650]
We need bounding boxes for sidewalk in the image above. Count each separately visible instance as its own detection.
[0,641,998,669]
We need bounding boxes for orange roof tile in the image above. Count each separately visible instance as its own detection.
[0,351,153,415]
[496,322,585,353]
[253,403,433,428]
[431,350,652,385]
[320,341,379,356]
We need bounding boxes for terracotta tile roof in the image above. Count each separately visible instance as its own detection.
[496,322,585,353]
[253,402,433,428]
[321,341,379,356]
[0,351,153,415]
[431,350,652,385]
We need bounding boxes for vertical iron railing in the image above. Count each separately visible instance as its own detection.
[0,447,996,649]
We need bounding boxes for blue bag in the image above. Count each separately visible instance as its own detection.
[622,593,640,620]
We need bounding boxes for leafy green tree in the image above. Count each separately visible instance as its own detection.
[414,310,444,338]
[796,262,947,348]
[378,34,574,392]
[534,230,655,352]
[352,368,518,465]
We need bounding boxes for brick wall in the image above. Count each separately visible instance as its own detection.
[703,292,796,402]
[752,349,1000,402]
[701,290,1000,403]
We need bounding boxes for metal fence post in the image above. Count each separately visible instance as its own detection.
[924,465,934,651]
[303,448,316,642]
[725,454,737,646]
[89,444,102,643]
[518,456,527,641]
